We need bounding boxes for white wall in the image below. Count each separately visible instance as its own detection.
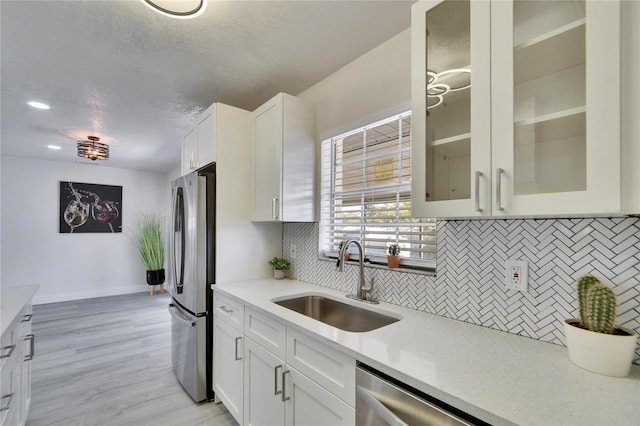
[1,156,168,304]
[297,28,411,140]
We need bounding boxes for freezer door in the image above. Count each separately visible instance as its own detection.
[170,172,208,314]
[169,302,207,403]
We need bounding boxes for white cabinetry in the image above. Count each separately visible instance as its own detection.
[213,292,244,425]
[251,93,316,222]
[181,104,215,175]
[1,294,35,426]
[411,0,639,218]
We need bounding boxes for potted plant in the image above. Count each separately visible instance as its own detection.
[138,213,165,294]
[387,244,400,269]
[564,275,638,377]
[268,257,291,280]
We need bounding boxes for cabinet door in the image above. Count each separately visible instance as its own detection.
[491,0,621,216]
[284,367,354,426]
[197,105,216,168]
[182,127,198,176]
[213,320,243,425]
[411,0,492,218]
[244,338,285,426]
[252,95,283,221]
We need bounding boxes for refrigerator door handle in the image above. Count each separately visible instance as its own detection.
[168,304,196,327]
[172,186,185,294]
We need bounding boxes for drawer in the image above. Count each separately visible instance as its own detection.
[214,291,244,331]
[286,328,355,407]
[244,307,286,359]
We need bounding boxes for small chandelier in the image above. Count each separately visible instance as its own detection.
[77,136,109,161]
[140,0,207,19]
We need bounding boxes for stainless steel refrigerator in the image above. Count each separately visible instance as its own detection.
[168,164,216,402]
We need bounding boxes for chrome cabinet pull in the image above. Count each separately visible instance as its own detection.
[474,171,483,212]
[190,152,199,169]
[271,198,279,220]
[234,337,242,361]
[219,306,233,314]
[274,365,283,395]
[0,345,15,360]
[281,370,290,402]
[496,168,505,211]
[0,393,13,412]
[24,334,35,361]
[21,314,33,322]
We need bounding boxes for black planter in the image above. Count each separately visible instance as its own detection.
[146,269,165,286]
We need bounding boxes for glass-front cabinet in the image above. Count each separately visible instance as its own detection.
[412,0,635,218]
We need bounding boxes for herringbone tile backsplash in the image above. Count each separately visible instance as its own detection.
[283,218,640,364]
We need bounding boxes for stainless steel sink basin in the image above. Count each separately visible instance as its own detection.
[273,294,400,332]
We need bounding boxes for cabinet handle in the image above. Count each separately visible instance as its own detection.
[234,336,242,361]
[274,365,283,395]
[271,198,279,220]
[22,313,33,322]
[0,393,13,412]
[496,168,505,211]
[474,171,483,212]
[24,334,35,361]
[190,152,199,169]
[281,369,290,402]
[219,305,233,314]
[0,345,15,360]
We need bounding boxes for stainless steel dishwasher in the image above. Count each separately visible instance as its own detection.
[356,363,488,426]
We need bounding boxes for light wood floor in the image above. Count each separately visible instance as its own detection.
[28,292,237,426]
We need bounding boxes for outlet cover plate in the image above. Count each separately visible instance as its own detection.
[505,259,528,291]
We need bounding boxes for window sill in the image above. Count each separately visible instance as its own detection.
[318,254,436,277]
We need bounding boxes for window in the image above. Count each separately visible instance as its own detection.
[319,111,436,269]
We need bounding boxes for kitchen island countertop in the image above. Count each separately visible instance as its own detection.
[213,278,640,426]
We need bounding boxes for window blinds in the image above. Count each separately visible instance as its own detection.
[319,112,436,268]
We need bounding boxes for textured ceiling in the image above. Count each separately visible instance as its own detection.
[0,0,413,173]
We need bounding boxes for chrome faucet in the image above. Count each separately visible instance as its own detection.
[337,240,378,304]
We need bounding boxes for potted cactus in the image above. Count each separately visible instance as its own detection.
[268,257,291,280]
[564,275,638,377]
[387,244,400,269]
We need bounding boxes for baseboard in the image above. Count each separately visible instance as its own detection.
[33,284,152,305]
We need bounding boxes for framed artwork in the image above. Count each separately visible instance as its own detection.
[59,181,122,233]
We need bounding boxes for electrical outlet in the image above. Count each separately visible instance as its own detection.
[290,243,297,259]
[505,259,528,291]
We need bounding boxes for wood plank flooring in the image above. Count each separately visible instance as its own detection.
[28,292,237,426]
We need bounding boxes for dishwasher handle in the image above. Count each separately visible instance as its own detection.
[356,386,409,426]
[168,304,196,327]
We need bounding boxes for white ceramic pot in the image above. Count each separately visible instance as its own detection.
[273,269,287,280]
[564,319,638,377]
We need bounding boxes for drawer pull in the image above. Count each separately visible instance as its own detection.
[274,365,283,395]
[24,334,35,361]
[22,313,33,322]
[0,345,15,360]
[0,393,13,412]
[281,370,290,402]
[219,306,233,314]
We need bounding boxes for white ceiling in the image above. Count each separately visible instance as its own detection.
[1,0,414,173]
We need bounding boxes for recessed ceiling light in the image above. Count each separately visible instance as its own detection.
[28,101,50,110]
[47,145,62,150]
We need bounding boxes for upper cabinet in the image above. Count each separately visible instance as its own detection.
[251,93,316,222]
[181,104,216,175]
[411,0,639,218]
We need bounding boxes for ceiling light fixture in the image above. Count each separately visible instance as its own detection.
[140,0,207,19]
[77,136,109,161]
[427,68,471,109]
[28,101,50,110]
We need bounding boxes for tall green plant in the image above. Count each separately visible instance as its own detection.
[138,214,164,271]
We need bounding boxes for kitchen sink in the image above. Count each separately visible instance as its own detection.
[273,294,400,332]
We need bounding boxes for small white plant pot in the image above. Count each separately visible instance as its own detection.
[564,319,638,377]
[273,269,287,280]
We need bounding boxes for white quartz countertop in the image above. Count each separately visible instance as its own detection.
[1,285,39,337]
[214,278,640,426]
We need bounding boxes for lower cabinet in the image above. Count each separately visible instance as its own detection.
[243,338,354,426]
[213,319,244,425]
[213,292,355,426]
